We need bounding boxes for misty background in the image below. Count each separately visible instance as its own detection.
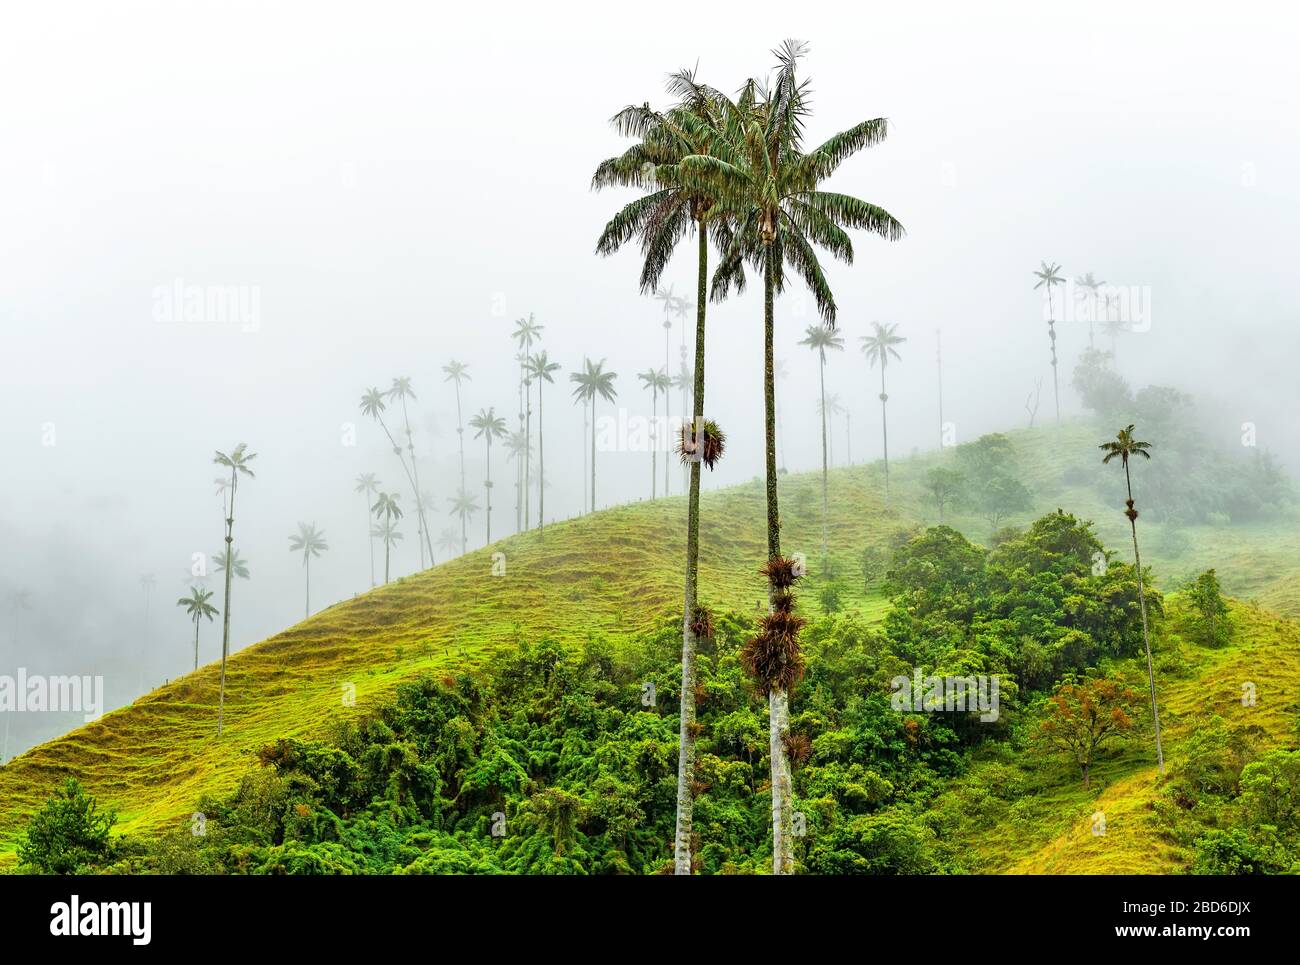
[2,0,1297,757]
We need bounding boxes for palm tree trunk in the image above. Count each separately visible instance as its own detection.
[385,531,390,584]
[525,378,533,531]
[304,557,310,619]
[582,407,588,515]
[818,354,829,560]
[590,396,596,513]
[1047,291,1060,423]
[217,467,236,738]
[674,220,707,875]
[880,365,891,501]
[651,387,658,501]
[378,413,426,561]
[664,325,671,498]
[455,384,467,554]
[537,382,546,531]
[1125,461,1165,774]
[762,242,794,875]
[193,620,200,672]
[400,398,434,567]
[366,498,376,586]
[485,439,493,543]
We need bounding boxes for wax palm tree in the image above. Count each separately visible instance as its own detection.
[1033,261,1066,422]
[1100,425,1164,775]
[637,367,671,499]
[504,430,533,524]
[469,408,508,543]
[176,586,218,672]
[370,492,403,583]
[818,392,846,465]
[801,323,844,558]
[447,490,480,546]
[1076,271,1104,349]
[436,527,461,557]
[354,473,381,587]
[288,522,328,618]
[512,315,544,531]
[360,387,425,563]
[525,351,561,531]
[7,589,32,647]
[388,378,434,567]
[372,519,403,580]
[213,547,249,581]
[683,41,904,873]
[569,359,618,514]
[213,443,256,737]
[139,573,156,625]
[860,321,906,501]
[442,361,471,551]
[595,67,738,871]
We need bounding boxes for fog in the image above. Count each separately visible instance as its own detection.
[2,0,1297,757]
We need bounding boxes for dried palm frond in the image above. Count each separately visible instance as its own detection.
[740,610,807,694]
[677,419,727,470]
[761,555,804,590]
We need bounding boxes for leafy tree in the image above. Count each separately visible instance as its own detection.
[924,467,963,524]
[19,778,116,874]
[1036,676,1140,789]
[1185,568,1231,647]
[1239,750,1300,832]
[213,442,256,737]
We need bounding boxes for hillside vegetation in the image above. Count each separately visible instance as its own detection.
[2,421,1298,872]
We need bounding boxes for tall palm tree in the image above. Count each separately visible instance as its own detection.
[569,359,618,514]
[139,573,156,624]
[512,315,544,531]
[595,67,734,872]
[800,323,844,558]
[354,473,381,587]
[213,547,249,581]
[436,527,461,557]
[1076,271,1104,349]
[372,519,403,581]
[504,430,533,523]
[370,492,403,583]
[360,387,425,565]
[684,41,904,874]
[860,321,906,501]
[213,443,256,737]
[388,378,434,567]
[1033,261,1066,422]
[1100,425,1164,775]
[442,361,471,552]
[288,522,328,618]
[468,408,508,543]
[636,367,671,500]
[447,490,480,547]
[525,351,561,531]
[177,586,218,672]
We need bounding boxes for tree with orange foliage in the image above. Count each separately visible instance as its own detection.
[1037,675,1140,789]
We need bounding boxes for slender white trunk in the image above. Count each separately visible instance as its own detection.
[769,688,794,875]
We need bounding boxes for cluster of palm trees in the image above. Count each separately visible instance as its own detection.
[593,39,904,874]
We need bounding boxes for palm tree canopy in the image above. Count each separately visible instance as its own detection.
[442,360,470,385]
[372,520,403,544]
[860,321,906,368]
[388,376,417,402]
[354,472,380,495]
[177,586,218,622]
[213,548,250,579]
[512,314,544,351]
[469,407,508,441]
[213,442,257,478]
[437,528,461,553]
[672,41,904,324]
[371,492,404,519]
[637,366,671,393]
[1032,261,1065,290]
[570,358,619,404]
[505,430,533,462]
[526,351,561,384]
[799,323,845,360]
[448,489,481,519]
[359,387,388,420]
[1100,424,1153,465]
[288,522,329,562]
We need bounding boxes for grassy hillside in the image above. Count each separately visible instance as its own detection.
[2,420,1297,871]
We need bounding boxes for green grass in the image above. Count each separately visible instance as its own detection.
[1,420,1297,872]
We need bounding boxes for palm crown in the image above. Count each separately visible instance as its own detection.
[213,443,257,480]
[1100,425,1153,467]
[1033,261,1065,292]
[526,351,560,385]
[799,323,844,361]
[213,548,249,579]
[860,321,906,369]
[354,472,380,496]
[441,360,470,385]
[512,314,544,352]
[177,586,218,623]
[570,358,619,404]
[288,522,328,564]
[469,407,508,441]
[448,489,480,521]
